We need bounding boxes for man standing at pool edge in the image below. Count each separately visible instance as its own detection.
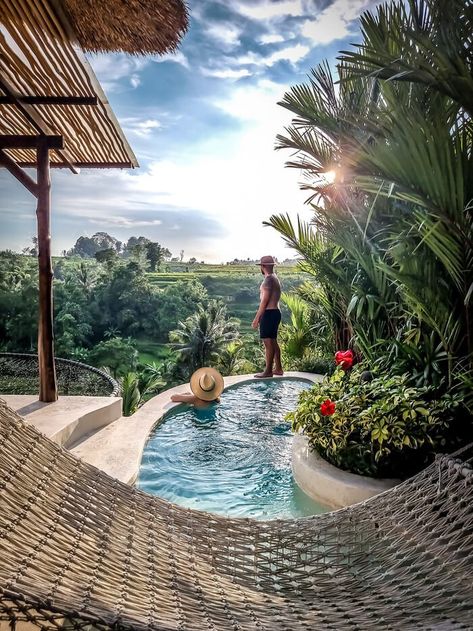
[252,255,284,378]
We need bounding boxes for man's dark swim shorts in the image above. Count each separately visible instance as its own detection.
[259,308,281,339]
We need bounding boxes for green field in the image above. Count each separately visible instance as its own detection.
[144,263,306,350]
[135,339,173,365]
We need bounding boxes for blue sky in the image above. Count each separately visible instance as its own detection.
[1,0,379,262]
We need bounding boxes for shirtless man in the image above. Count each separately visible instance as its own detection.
[251,255,284,378]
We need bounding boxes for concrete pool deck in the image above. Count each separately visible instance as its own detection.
[70,372,321,484]
[1,394,122,448]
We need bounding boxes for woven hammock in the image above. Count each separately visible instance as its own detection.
[1,399,473,631]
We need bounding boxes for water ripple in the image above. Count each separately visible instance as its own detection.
[137,379,327,519]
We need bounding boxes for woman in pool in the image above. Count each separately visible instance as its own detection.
[170,367,224,407]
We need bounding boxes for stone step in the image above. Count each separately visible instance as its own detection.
[2,394,122,448]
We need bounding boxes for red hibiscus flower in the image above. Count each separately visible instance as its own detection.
[320,399,336,416]
[335,349,354,371]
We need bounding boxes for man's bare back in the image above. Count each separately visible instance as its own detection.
[260,273,281,309]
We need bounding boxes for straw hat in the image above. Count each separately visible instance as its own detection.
[190,367,224,401]
[257,255,277,266]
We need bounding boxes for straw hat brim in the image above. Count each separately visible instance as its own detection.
[190,367,224,401]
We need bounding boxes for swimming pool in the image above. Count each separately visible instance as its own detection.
[137,378,328,519]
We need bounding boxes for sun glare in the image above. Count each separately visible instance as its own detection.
[324,169,337,184]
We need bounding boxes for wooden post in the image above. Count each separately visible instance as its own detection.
[36,139,58,402]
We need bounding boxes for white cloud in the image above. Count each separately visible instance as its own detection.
[88,217,163,227]
[260,33,285,44]
[266,43,310,65]
[301,0,376,45]
[152,50,189,69]
[88,54,148,92]
[114,80,308,261]
[235,0,306,20]
[121,118,162,137]
[233,44,310,68]
[205,22,242,49]
[200,67,252,80]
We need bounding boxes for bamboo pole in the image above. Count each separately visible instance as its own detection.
[36,138,57,402]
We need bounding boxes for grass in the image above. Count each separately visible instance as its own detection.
[136,339,173,365]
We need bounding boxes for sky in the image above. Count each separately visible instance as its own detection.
[0,0,379,263]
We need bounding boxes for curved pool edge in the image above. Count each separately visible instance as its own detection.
[70,372,322,485]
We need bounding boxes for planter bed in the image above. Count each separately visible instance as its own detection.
[292,433,400,509]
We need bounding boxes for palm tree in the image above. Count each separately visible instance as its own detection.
[218,340,246,376]
[279,292,312,359]
[170,301,240,377]
[120,370,164,416]
[269,0,473,382]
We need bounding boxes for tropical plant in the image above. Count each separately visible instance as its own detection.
[170,301,240,377]
[120,369,165,416]
[120,372,141,416]
[279,292,311,359]
[289,367,465,478]
[217,340,246,376]
[88,336,138,377]
[268,0,473,391]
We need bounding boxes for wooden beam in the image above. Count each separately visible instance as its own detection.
[0,149,38,197]
[18,161,135,169]
[0,76,78,174]
[36,139,57,402]
[0,135,64,150]
[0,95,98,106]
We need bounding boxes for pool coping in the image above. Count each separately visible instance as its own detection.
[292,434,401,509]
[70,371,322,485]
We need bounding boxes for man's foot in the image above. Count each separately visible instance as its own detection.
[254,372,273,378]
[273,370,284,376]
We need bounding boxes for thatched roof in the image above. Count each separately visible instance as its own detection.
[61,0,189,55]
[0,0,188,170]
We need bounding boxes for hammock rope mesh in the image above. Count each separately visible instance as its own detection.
[0,353,119,397]
[0,399,472,630]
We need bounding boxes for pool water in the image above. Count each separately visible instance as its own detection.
[137,378,328,519]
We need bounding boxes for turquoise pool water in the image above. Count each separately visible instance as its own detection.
[137,378,327,519]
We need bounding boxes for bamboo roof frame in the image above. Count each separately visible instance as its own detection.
[0,0,188,401]
[0,0,139,168]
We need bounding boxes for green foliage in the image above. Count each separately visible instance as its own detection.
[154,280,209,339]
[269,0,473,402]
[94,248,118,269]
[0,251,304,391]
[67,232,122,258]
[279,292,311,359]
[120,365,166,416]
[0,252,38,351]
[145,242,171,272]
[88,337,138,377]
[217,340,247,376]
[290,352,335,376]
[170,301,240,378]
[120,372,141,416]
[289,367,465,478]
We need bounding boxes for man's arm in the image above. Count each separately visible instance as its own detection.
[252,281,271,329]
[171,392,197,403]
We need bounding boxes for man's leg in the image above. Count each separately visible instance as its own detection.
[255,338,274,378]
[273,339,283,375]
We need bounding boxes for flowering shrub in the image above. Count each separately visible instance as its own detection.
[335,349,354,371]
[288,367,465,478]
[320,399,336,416]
